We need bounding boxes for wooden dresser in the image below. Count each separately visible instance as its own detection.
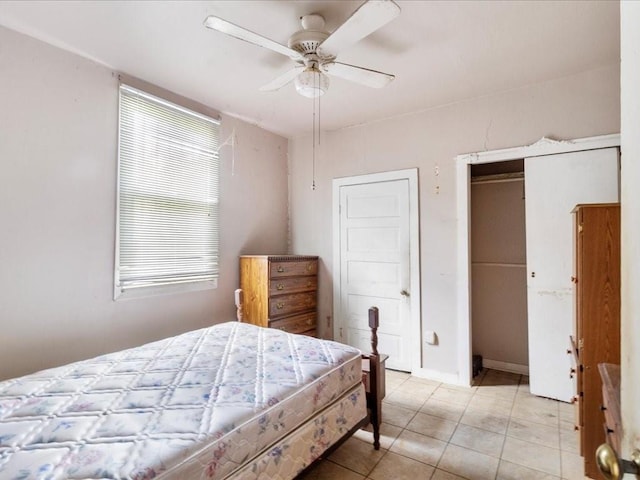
[239,255,318,336]
[571,204,620,479]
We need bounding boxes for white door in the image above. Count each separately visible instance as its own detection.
[336,178,413,371]
[525,148,619,401]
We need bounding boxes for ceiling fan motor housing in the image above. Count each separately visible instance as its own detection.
[288,14,331,61]
[288,30,330,57]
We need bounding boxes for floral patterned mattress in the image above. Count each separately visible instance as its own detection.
[0,322,364,479]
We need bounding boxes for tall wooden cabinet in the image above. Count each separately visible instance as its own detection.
[571,204,620,479]
[239,255,318,336]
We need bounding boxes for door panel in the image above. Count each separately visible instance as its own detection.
[339,179,411,371]
[346,294,403,331]
[525,147,619,401]
[347,261,400,287]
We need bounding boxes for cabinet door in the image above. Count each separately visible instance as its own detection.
[525,148,618,401]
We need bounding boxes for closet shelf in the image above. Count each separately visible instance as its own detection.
[471,262,526,268]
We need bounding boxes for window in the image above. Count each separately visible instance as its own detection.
[115,84,220,299]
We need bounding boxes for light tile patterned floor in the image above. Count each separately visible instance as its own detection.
[298,369,585,480]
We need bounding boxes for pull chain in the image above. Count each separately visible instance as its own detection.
[318,81,321,147]
[312,70,318,190]
[312,80,316,191]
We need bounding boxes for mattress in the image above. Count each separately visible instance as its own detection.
[0,322,363,479]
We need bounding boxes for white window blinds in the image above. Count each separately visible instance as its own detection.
[115,84,220,296]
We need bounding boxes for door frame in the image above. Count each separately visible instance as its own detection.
[332,168,421,373]
[455,134,620,386]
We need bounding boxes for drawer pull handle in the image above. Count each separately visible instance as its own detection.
[277,266,285,273]
[276,283,284,290]
[307,281,312,287]
[306,264,313,271]
[276,302,285,310]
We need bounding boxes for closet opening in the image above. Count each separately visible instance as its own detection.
[470,159,529,377]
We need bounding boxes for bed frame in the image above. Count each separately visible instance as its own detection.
[234,289,383,451]
[362,306,384,450]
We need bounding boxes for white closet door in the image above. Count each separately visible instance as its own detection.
[525,148,618,401]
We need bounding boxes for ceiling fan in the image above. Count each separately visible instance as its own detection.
[204,0,400,98]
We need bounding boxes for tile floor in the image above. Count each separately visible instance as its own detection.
[299,368,585,480]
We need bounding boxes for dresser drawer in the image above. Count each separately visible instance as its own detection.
[269,276,317,295]
[270,260,317,278]
[269,292,316,317]
[601,386,622,453]
[602,389,617,429]
[269,312,317,334]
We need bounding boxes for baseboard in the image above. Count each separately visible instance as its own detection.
[411,367,466,386]
[482,359,529,376]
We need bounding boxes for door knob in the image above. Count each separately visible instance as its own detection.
[400,289,410,297]
[596,444,640,480]
[597,443,621,480]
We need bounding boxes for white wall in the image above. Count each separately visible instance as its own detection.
[620,0,640,460]
[0,26,289,380]
[289,65,620,378]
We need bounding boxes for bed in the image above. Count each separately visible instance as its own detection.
[0,316,379,479]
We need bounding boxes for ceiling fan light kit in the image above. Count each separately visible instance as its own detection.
[295,67,330,98]
[203,0,400,98]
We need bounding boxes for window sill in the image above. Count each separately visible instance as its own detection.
[114,278,218,301]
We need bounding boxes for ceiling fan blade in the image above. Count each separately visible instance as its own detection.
[317,0,401,58]
[324,62,395,88]
[259,66,305,92]
[204,16,303,61]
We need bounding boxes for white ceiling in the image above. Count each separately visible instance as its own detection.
[0,1,620,139]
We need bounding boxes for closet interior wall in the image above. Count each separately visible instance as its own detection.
[470,160,529,373]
